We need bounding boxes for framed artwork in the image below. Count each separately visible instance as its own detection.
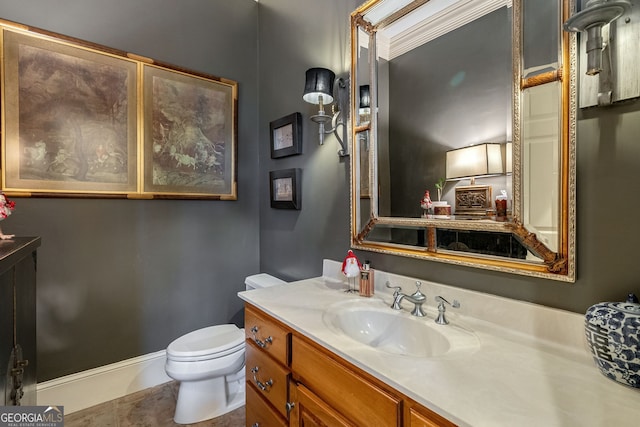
[142,64,237,199]
[270,112,302,158]
[1,28,138,195]
[0,19,238,200]
[270,168,301,209]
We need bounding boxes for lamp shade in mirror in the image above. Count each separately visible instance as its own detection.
[445,143,504,181]
[303,67,335,104]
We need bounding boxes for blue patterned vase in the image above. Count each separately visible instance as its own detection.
[584,295,640,388]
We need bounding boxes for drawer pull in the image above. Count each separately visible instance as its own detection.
[251,366,273,391]
[252,424,259,427]
[250,326,273,348]
[286,401,295,413]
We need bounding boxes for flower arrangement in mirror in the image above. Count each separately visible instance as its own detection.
[435,177,446,202]
[0,192,16,240]
[433,178,451,219]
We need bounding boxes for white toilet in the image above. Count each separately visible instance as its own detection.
[165,273,287,424]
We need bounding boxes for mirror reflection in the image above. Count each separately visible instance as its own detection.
[350,0,576,281]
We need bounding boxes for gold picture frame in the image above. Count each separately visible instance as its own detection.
[142,64,237,199]
[0,19,238,200]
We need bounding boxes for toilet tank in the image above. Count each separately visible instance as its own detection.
[244,273,287,291]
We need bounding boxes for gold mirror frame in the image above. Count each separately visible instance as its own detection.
[349,0,576,282]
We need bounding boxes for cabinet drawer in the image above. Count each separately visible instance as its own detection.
[245,381,287,427]
[407,406,458,427]
[246,341,290,418]
[245,305,290,366]
[291,336,402,426]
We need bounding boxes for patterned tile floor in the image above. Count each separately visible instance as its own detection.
[63,381,245,427]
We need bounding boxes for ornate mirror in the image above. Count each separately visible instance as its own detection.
[349,0,576,281]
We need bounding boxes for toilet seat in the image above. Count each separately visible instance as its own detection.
[167,324,245,362]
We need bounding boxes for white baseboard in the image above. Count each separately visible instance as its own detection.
[36,350,172,414]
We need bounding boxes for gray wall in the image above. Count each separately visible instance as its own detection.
[257,0,360,280]
[0,0,259,381]
[258,1,640,313]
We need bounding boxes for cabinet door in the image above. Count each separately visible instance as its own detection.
[289,382,354,427]
[0,269,12,405]
[291,336,401,426]
[13,255,37,405]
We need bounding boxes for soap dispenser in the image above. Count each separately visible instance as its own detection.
[359,261,374,297]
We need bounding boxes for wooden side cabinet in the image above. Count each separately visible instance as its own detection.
[0,237,41,406]
[244,304,458,427]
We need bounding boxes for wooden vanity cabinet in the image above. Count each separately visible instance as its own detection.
[244,304,458,427]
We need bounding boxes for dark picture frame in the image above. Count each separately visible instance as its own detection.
[270,112,302,158]
[270,168,301,209]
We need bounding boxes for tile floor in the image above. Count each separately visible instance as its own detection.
[63,381,245,427]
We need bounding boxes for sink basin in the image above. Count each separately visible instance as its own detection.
[323,298,479,357]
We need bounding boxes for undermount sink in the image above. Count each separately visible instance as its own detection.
[323,298,479,358]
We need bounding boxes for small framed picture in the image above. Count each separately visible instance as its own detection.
[270,112,302,158]
[270,168,301,209]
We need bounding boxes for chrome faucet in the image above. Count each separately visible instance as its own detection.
[434,296,460,325]
[386,281,427,317]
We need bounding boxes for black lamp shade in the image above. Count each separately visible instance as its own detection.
[303,67,335,105]
[359,85,371,108]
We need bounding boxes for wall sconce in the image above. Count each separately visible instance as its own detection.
[446,143,506,216]
[303,67,349,157]
[564,0,631,75]
[563,0,632,106]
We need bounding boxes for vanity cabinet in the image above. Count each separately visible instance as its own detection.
[244,304,457,427]
[0,237,41,406]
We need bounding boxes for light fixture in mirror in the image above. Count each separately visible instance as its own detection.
[445,143,505,184]
[446,143,506,217]
[359,84,371,124]
[349,0,576,281]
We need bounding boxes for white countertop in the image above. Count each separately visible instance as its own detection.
[239,262,640,427]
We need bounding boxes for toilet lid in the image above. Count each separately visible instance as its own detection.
[167,324,245,359]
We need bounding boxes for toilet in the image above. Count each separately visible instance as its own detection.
[165,273,287,424]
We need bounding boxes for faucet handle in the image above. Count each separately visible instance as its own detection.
[435,295,459,308]
[434,296,460,325]
[385,281,402,296]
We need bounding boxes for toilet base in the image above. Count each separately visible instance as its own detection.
[173,374,245,424]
